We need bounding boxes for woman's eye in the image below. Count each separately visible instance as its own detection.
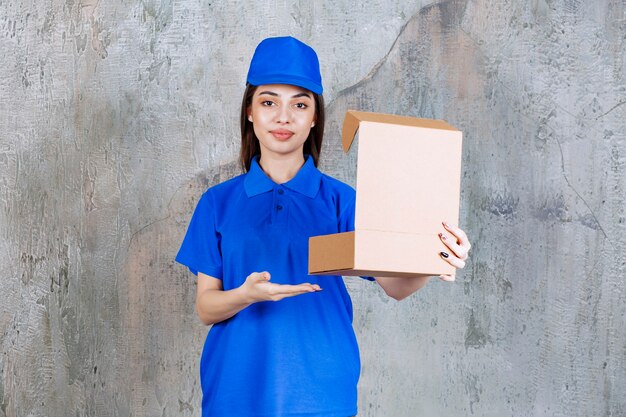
[261,100,275,106]
[294,103,308,109]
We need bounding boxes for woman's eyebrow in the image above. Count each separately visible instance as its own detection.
[257,91,312,99]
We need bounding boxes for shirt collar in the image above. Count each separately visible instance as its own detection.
[244,155,322,198]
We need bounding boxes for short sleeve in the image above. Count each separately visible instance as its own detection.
[337,192,356,235]
[175,191,223,279]
[337,191,375,282]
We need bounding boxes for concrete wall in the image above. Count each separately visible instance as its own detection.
[1,0,624,416]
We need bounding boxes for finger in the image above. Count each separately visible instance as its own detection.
[442,222,471,253]
[268,283,321,295]
[249,271,271,282]
[442,222,470,246]
[439,232,469,260]
[439,274,456,282]
[267,283,322,300]
[439,251,466,269]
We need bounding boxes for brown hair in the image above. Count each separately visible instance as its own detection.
[239,83,325,173]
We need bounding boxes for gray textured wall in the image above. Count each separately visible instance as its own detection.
[1,1,624,416]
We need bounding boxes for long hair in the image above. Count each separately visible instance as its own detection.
[239,83,325,173]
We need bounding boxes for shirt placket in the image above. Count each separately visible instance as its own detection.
[271,186,289,227]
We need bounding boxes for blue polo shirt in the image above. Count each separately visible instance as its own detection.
[176,155,373,417]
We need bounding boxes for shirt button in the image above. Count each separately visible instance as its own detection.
[276,205,283,211]
[277,189,284,195]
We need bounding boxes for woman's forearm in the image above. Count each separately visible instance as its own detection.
[375,275,432,301]
[196,286,252,325]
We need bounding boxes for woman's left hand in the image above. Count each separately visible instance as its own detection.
[438,222,471,282]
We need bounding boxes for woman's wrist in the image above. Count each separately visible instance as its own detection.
[235,284,255,305]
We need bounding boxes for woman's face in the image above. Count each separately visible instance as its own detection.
[247,84,317,161]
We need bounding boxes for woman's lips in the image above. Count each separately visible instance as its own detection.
[270,129,294,140]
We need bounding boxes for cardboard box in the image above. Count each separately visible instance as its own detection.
[309,110,463,277]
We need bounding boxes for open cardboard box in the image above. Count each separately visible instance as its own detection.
[309,110,463,277]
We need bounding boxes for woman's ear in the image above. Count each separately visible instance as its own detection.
[247,107,253,122]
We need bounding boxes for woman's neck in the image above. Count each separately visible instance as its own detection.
[258,154,306,184]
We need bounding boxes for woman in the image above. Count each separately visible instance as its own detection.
[176,36,471,417]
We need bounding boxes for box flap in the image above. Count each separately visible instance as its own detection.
[341,109,459,152]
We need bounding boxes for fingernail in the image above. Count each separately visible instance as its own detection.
[440,252,449,258]
[442,221,450,228]
[439,233,446,240]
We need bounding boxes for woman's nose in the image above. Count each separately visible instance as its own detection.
[275,106,291,123]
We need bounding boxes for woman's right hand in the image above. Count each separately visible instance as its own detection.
[241,271,322,303]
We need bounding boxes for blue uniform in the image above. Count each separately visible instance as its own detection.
[176,155,373,417]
